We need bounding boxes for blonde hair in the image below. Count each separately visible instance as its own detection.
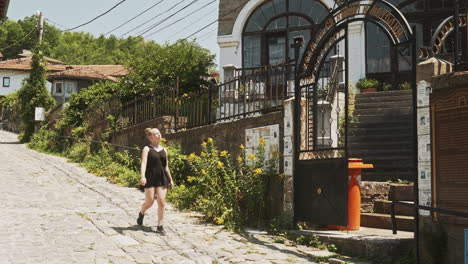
[145,128,160,136]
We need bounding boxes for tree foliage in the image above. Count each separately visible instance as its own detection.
[17,48,55,142]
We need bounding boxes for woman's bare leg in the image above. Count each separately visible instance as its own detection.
[155,187,167,226]
[140,187,155,214]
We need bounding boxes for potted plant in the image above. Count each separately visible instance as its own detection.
[399,81,412,90]
[382,83,392,91]
[356,78,380,93]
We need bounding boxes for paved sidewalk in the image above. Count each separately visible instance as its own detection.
[0,130,344,264]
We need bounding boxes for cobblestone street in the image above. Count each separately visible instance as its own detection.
[0,130,340,264]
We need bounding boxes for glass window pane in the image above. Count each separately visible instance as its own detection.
[290,0,328,24]
[444,0,455,8]
[289,16,311,27]
[266,17,287,30]
[366,22,391,73]
[245,11,268,32]
[245,0,286,32]
[55,83,63,94]
[272,0,287,13]
[268,36,287,65]
[243,35,261,67]
[400,0,425,13]
[430,0,442,9]
[398,45,412,71]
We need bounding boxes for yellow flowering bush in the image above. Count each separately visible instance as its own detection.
[166,137,278,230]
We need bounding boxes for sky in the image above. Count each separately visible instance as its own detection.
[6,0,220,67]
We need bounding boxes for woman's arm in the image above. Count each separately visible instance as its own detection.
[164,148,174,188]
[140,147,149,186]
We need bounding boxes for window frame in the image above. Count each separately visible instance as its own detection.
[241,0,330,68]
[3,77,10,87]
[54,81,64,95]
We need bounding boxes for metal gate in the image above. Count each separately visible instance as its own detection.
[294,31,349,226]
[293,0,416,226]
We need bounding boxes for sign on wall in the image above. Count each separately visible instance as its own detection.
[245,125,280,173]
[34,107,45,121]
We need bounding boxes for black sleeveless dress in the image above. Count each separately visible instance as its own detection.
[144,145,168,188]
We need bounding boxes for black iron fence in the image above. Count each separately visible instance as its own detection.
[218,62,295,121]
[83,62,294,133]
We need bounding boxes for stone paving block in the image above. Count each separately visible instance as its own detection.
[0,130,368,264]
[112,234,140,247]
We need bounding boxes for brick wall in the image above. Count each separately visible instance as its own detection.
[218,0,249,36]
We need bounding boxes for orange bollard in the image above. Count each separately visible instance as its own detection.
[329,158,373,231]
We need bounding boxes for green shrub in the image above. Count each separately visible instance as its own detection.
[82,144,113,174]
[356,78,380,90]
[65,141,90,163]
[27,126,65,153]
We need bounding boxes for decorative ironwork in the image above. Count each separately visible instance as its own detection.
[301,0,413,80]
[419,14,467,60]
[293,0,416,225]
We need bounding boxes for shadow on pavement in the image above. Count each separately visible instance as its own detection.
[112,225,155,234]
[0,141,21,144]
[236,232,317,262]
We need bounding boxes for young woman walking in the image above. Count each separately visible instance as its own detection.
[137,128,174,235]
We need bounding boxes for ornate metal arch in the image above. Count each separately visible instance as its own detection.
[419,14,467,60]
[299,0,414,81]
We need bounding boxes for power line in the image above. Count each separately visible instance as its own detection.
[168,6,218,41]
[178,1,245,42]
[137,0,201,37]
[119,0,186,38]
[104,0,166,36]
[183,19,217,40]
[45,18,66,29]
[144,0,217,38]
[0,28,36,51]
[64,0,130,32]
[197,26,217,42]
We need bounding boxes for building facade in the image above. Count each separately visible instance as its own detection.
[48,65,127,105]
[217,0,457,87]
[0,50,66,98]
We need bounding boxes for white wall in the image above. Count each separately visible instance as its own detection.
[0,70,53,97]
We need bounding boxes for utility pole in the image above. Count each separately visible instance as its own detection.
[37,11,44,43]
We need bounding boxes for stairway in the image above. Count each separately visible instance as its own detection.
[349,90,415,182]
[361,182,415,232]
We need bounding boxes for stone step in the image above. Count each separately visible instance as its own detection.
[355,96,413,104]
[355,101,413,110]
[353,107,413,115]
[287,227,414,262]
[348,126,412,136]
[356,90,413,98]
[349,148,413,157]
[349,120,412,128]
[348,133,412,143]
[348,140,414,150]
[373,200,415,216]
[388,184,415,201]
[360,213,414,232]
[355,113,413,123]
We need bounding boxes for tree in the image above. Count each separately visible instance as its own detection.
[17,47,56,142]
[121,39,216,97]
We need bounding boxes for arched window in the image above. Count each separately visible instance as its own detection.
[242,0,329,68]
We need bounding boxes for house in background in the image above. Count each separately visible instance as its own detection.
[0,50,66,99]
[47,65,127,105]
